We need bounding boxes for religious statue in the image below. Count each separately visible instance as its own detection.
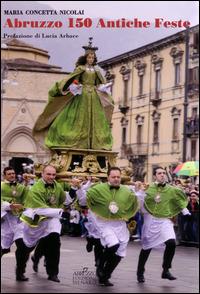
[33,37,114,151]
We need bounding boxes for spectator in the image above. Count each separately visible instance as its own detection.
[79,208,88,237]
[185,190,199,243]
[60,205,71,236]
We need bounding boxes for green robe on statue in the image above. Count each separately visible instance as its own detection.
[33,65,114,150]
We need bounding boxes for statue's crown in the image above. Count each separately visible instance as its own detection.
[82,37,98,54]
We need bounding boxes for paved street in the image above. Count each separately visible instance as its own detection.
[1,236,199,293]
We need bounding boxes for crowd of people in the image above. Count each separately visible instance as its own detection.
[1,164,198,286]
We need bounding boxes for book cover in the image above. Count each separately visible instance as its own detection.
[1,2,199,292]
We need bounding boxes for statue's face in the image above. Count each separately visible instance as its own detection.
[86,53,95,66]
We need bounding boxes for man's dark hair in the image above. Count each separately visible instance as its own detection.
[3,166,15,175]
[153,166,165,176]
[107,166,121,176]
[175,179,181,185]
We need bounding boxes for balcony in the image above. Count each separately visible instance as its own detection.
[188,82,199,97]
[123,143,148,156]
[150,91,162,107]
[190,48,199,61]
[118,104,129,115]
[186,117,199,136]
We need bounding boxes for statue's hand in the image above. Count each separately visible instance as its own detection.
[97,83,112,94]
[68,82,83,96]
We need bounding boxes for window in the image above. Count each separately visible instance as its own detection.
[172,118,179,140]
[192,107,198,119]
[175,63,180,86]
[137,125,142,144]
[193,67,199,83]
[155,69,161,94]
[122,127,126,144]
[152,111,161,143]
[188,67,199,92]
[139,75,143,96]
[193,32,199,53]
[120,66,130,106]
[189,67,199,84]
[135,60,146,96]
[191,140,197,160]
[123,79,128,105]
[153,121,159,143]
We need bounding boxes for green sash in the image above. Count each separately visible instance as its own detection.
[20,179,66,227]
[1,181,28,216]
[87,183,139,221]
[144,183,188,218]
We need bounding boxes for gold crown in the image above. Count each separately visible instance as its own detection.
[82,37,98,54]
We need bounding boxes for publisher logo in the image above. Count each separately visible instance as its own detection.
[73,267,98,285]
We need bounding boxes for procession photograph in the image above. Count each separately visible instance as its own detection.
[1,1,199,293]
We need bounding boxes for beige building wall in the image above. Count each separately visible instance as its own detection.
[1,39,68,174]
[100,26,199,182]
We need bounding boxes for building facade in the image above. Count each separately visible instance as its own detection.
[1,28,199,181]
[99,25,199,182]
[1,39,68,175]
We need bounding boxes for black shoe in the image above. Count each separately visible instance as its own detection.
[161,270,177,280]
[31,256,38,272]
[16,274,29,282]
[99,278,114,286]
[137,274,145,283]
[86,239,93,252]
[1,248,11,257]
[48,275,60,283]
